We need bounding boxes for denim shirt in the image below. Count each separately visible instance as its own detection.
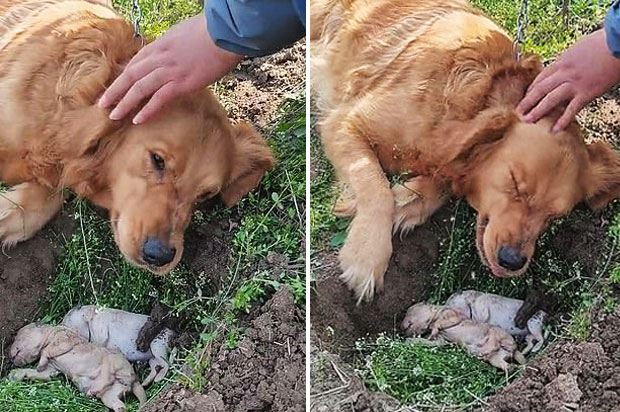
[606,0,620,58]
[205,0,305,57]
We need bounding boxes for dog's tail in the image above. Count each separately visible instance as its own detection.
[513,350,526,365]
[132,381,147,407]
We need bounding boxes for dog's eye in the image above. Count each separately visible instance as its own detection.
[151,153,165,172]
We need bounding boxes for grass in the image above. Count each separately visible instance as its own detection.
[356,335,516,409]
[310,0,620,410]
[0,0,305,410]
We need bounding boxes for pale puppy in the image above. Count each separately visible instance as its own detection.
[62,305,174,387]
[9,323,146,412]
[445,290,546,354]
[402,303,526,371]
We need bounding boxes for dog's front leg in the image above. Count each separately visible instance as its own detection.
[0,182,63,248]
[322,111,394,303]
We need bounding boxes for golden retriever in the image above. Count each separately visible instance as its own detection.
[311,0,620,302]
[0,0,274,273]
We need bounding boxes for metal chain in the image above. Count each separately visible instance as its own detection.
[515,0,529,60]
[131,0,143,41]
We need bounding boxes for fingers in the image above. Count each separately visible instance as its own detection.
[132,82,180,124]
[521,81,573,123]
[552,97,584,132]
[517,73,566,118]
[109,68,167,121]
[98,46,157,109]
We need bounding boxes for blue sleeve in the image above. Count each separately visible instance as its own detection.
[206,0,306,57]
[605,0,620,58]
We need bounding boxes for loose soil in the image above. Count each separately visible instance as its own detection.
[144,287,306,412]
[310,86,620,409]
[479,308,620,412]
[0,210,75,374]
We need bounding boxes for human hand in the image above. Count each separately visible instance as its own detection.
[99,14,242,124]
[517,29,620,132]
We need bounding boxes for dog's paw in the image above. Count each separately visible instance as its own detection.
[7,369,26,381]
[392,177,447,235]
[338,217,392,303]
[0,192,28,249]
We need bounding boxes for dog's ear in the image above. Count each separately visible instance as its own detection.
[220,123,275,207]
[443,107,516,165]
[59,105,125,203]
[440,107,516,195]
[38,328,82,370]
[584,140,620,210]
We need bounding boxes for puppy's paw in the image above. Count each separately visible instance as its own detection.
[7,369,26,381]
[339,217,392,303]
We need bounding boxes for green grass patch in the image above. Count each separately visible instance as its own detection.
[356,335,515,409]
[472,0,612,61]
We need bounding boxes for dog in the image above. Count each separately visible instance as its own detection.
[0,0,274,274]
[62,305,174,387]
[9,323,146,412]
[311,0,620,302]
[402,303,526,370]
[446,290,546,354]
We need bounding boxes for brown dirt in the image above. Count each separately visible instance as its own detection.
[145,287,306,412]
[311,218,444,353]
[0,210,75,374]
[217,40,306,128]
[479,308,620,412]
[310,331,407,412]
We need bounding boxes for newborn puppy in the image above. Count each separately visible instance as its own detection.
[62,305,174,386]
[445,290,546,354]
[9,323,145,412]
[402,303,525,371]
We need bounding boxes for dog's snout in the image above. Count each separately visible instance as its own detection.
[142,238,176,267]
[497,246,527,271]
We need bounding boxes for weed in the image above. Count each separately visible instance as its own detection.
[356,334,515,409]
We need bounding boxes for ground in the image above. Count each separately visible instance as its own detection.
[310,1,620,411]
[0,1,305,411]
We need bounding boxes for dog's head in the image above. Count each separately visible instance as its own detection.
[62,90,274,274]
[10,323,53,366]
[445,107,620,278]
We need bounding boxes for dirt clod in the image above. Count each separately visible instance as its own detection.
[480,311,620,412]
[146,287,306,412]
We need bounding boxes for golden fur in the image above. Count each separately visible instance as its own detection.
[311,0,620,302]
[0,0,274,273]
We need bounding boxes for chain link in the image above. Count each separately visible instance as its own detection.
[515,0,529,60]
[131,0,143,41]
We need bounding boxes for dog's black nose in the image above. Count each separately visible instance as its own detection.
[498,246,527,271]
[142,238,176,267]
